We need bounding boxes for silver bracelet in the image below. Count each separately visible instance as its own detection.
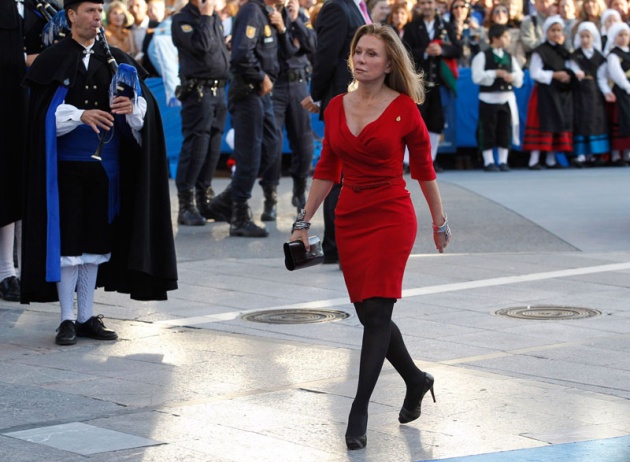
[292,221,310,232]
[432,214,449,233]
[296,208,307,222]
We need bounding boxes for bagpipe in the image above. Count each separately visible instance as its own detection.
[93,27,142,160]
[37,0,70,48]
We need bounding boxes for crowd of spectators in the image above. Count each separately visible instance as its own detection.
[99,0,630,171]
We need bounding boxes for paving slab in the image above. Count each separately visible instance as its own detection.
[2,169,630,461]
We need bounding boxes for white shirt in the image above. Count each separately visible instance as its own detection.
[607,47,630,94]
[55,42,147,140]
[131,16,150,60]
[471,48,524,105]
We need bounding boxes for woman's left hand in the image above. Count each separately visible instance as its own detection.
[433,228,451,253]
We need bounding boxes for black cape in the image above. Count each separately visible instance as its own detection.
[0,1,28,226]
[22,37,178,303]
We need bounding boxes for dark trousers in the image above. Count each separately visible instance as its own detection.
[261,79,314,186]
[477,101,511,150]
[229,92,280,202]
[175,87,227,192]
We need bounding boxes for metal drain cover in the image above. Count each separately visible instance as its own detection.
[495,306,601,320]
[242,309,350,324]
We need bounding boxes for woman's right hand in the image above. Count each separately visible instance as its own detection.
[290,229,310,250]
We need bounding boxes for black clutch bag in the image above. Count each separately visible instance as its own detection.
[283,236,325,271]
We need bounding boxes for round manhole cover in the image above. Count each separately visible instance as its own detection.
[495,306,601,320]
[242,309,350,324]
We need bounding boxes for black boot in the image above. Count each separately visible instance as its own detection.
[195,186,215,219]
[177,190,206,226]
[292,177,307,210]
[230,201,268,237]
[204,185,232,222]
[261,185,277,221]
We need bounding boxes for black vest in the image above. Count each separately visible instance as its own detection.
[570,48,606,78]
[535,41,571,92]
[64,41,113,112]
[479,48,513,93]
[609,47,630,74]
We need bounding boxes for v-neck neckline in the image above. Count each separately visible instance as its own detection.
[342,94,402,139]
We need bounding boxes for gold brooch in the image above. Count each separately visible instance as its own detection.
[396,116,401,122]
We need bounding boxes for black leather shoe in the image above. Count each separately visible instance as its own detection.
[55,320,77,345]
[484,164,500,172]
[499,163,510,172]
[0,276,20,302]
[399,372,436,424]
[76,315,118,340]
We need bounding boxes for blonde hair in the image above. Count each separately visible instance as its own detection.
[348,24,425,104]
[107,1,133,27]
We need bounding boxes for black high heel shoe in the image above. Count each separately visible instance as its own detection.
[398,372,436,424]
[345,409,368,450]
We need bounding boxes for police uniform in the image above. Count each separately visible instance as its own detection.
[171,3,229,226]
[217,0,287,237]
[259,9,316,221]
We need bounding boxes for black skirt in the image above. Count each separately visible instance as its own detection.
[58,161,113,256]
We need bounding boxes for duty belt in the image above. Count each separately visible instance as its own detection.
[278,69,306,83]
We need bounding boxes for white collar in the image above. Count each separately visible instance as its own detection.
[132,16,150,29]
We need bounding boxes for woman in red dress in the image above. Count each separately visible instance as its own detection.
[289,24,450,450]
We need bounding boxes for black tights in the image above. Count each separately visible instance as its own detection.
[346,297,424,436]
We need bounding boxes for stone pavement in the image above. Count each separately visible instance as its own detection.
[2,168,630,461]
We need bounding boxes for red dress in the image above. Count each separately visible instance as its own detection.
[313,94,435,303]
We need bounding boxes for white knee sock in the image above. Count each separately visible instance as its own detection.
[482,149,494,166]
[77,264,99,323]
[545,152,556,166]
[528,150,540,166]
[624,150,630,161]
[57,265,79,322]
[612,150,621,161]
[498,147,509,165]
[429,132,441,161]
[0,224,16,281]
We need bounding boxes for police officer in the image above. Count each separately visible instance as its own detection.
[171,0,229,226]
[259,0,316,222]
[207,0,288,237]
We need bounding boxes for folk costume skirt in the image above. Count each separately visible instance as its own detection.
[522,86,572,152]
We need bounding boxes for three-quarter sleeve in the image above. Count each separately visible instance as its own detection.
[404,102,436,181]
[313,103,342,183]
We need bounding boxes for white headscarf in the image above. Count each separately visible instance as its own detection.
[600,9,622,37]
[604,22,630,55]
[542,15,564,41]
[573,21,602,52]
